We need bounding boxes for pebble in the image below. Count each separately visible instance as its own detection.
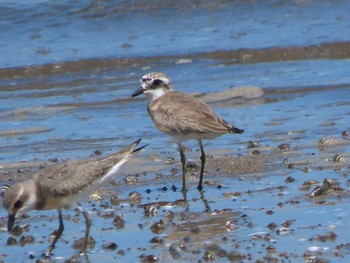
[278,143,290,151]
[140,254,158,263]
[10,225,23,236]
[149,237,164,245]
[6,236,17,245]
[102,242,118,250]
[248,141,261,148]
[19,235,35,246]
[113,215,125,229]
[150,220,166,234]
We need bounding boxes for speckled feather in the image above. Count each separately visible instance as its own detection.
[148,90,240,138]
[36,140,142,197]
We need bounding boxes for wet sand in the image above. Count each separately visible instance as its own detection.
[1,107,349,262]
[1,0,350,262]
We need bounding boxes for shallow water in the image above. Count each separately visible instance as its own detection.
[1,0,350,262]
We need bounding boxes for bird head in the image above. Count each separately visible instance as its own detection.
[2,182,36,231]
[131,72,172,101]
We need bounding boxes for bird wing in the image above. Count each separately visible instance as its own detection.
[36,159,109,197]
[148,91,233,135]
[36,139,144,197]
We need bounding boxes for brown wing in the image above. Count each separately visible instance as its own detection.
[148,91,234,135]
[37,139,144,196]
[36,159,108,196]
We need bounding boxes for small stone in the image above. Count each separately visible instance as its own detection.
[151,220,166,234]
[72,236,95,250]
[128,191,142,205]
[121,43,132,48]
[110,195,120,206]
[144,205,158,217]
[166,211,175,221]
[190,226,200,234]
[285,176,295,183]
[94,150,102,156]
[140,254,158,263]
[149,237,164,245]
[102,242,118,250]
[278,143,290,151]
[124,174,138,184]
[19,235,35,246]
[203,250,216,261]
[186,161,199,172]
[251,149,261,155]
[113,215,125,229]
[166,157,175,163]
[248,141,261,148]
[282,220,294,228]
[267,222,277,231]
[169,243,186,259]
[10,225,23,236]
[227,251,246,260]
[6,236,17,245]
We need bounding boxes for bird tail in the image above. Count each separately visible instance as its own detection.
[112,138,147,160]
[97,139,147,185]
[230,126,244,134]
[130,138,148,154]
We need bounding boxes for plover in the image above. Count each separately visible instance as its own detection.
[1,139,146,257]
[131,72,244,191]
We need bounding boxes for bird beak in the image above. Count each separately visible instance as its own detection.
[7,214,15,231]
[131,86,145,97]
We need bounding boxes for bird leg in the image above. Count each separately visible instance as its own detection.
[46,208,64,258]
[77,202,91,255]
[178,143,187,193]
[198,140,206,191]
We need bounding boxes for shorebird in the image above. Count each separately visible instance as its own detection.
[131,72,244,192]
[1,139,146,257]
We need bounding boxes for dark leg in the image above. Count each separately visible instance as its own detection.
[77,202,91,255]
[198,140,206,191]
[46,208,64,258]
[178,143,187,192]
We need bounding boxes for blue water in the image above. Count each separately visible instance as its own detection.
[1,0,350,67]
[1,1,350,262]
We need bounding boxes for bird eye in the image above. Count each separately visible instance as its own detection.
[152,79,163,86]
[14,200,22,209]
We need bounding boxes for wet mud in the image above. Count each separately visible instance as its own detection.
[1,125,349,262]
[1,0,350,262]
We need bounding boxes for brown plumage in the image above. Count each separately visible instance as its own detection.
[148,90,241,138]
[132,72,243,191]
[1,139,146,258]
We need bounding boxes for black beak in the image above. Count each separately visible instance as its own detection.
[7,214,15,231]
[131,86,145,97]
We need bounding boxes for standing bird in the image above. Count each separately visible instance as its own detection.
[1,139,146,258]
[131,72,244,192]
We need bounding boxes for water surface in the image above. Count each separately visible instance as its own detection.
[1,0,350,262]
